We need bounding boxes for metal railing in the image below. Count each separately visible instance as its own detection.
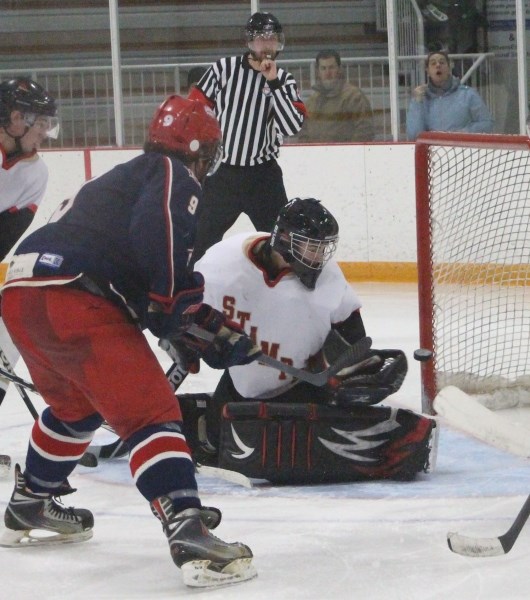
[0,53,495,147]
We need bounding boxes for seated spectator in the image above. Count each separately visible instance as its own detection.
[406,50,494,140]
[299,49,374,143]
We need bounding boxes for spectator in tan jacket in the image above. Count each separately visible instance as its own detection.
[300,49,374,143]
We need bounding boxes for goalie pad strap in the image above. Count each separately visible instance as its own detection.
[218,402,435,484]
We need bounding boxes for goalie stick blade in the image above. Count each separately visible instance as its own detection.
[447,532,507,557]
[196,465,253,488]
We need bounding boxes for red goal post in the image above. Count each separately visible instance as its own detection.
[415,132,530,414]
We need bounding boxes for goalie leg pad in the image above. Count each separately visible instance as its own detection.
[218,402,436,484]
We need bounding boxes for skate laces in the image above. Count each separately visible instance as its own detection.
[46,496,83,523]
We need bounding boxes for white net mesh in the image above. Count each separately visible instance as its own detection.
[425,143,530,404]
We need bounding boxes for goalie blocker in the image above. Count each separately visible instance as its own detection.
[180,395,437,484]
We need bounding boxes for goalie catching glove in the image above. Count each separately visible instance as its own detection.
[328,349,408,407]
[163,303,261,370]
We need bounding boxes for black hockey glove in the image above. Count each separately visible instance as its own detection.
[180,303,262,369]
[329,349,408,407]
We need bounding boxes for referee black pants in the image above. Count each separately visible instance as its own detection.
[191,159,288,265]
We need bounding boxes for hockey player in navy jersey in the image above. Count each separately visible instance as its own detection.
[0,96,260,587]
[176,198,437,484]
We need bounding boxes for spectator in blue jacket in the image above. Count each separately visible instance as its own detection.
[406,51,493,141]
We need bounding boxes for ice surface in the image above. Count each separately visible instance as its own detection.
[1,283,529,599]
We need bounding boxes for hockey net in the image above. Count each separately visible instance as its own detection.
[416,132,530,413]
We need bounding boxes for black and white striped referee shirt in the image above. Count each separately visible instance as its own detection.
[191,53,305,167]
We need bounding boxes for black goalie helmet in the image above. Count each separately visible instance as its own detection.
[245,12,285,54]
[0,77,59,138]
[270,198,339,290]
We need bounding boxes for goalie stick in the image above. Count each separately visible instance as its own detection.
[83,331,372,465]
[187,324,372,386]
[447,495,530,557]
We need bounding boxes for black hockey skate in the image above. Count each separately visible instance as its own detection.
[1,464,94,547]
[151,495,257,588]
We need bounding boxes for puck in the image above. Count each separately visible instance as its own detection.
[413,348,433,362]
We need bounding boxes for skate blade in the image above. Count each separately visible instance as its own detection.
[0,527,93,548]
[182,557,257,588]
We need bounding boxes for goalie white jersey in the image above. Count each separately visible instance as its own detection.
[196,232,361,398]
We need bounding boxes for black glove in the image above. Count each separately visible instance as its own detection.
[330,349,408,407]
[181,303,262,369]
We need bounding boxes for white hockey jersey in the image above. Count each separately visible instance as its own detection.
[196,232,362,399]
[0,147,48,214]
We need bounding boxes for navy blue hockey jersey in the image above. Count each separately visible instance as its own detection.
[3,151,203,327]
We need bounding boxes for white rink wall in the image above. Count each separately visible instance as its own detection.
[33,143,417,264]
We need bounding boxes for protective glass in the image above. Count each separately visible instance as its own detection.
[24,113,60,139]
[289,233,338,270]
[247,31,285,54]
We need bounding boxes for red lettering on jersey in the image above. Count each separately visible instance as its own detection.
[222,296,235,320]
[237,310,251,328]
[260,341,280,359]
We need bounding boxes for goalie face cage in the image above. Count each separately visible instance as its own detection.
[416,132,530,414]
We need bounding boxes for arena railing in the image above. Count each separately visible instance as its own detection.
[0,53,494,147]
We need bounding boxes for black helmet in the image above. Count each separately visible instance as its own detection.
[246,12,283,35]
[0,77,59,137]
[0,78,57,119]
[270,198,339,290]
[245,12,285,53]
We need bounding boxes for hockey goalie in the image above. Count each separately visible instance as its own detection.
[168,198,437,484]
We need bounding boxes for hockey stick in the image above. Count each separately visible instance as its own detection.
[0,343,251,484]
[85,329,373,462]
[0,347,39,419]
[82,360,191,464]
[447,495,530,557]
[0,365,38,393]
[187,324,372,386]
[0,347,96,467]
[83,362,254,486]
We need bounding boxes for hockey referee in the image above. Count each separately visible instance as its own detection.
[189,11,306,264]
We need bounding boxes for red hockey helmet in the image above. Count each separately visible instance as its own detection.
[148,95,222,174]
